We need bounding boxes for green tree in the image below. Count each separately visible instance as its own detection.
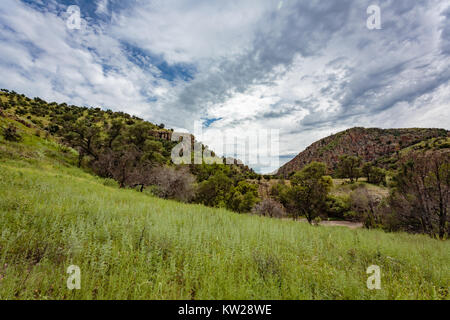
[228,181,260,213]
[338,155,362,182]
[62,119,102,165]
[370,167,387,185]
[362,162,373,181]
[390,152,449,239]
[286,162,333,223]
[196,172,233,208]
[362,162,386,185]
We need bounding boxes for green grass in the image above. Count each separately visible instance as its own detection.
[0,119,449,300]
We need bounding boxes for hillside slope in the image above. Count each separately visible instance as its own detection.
[0,116,449,300]
[0,90,255,178]
[277,127,449,177]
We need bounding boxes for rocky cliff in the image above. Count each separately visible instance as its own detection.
[277,127,449,177]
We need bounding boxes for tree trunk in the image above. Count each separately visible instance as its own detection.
[439,213,447,239]
[78,153,83,168]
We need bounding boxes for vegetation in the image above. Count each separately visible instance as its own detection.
[0,90,259,214]
[195,169,260,213]
[252,198,286,218]
[337,155,362,182]
[2,124,22,142]
[362,162,387,186]
[0,143,448,299]
[271,162,333,223]
[387,152,449,239]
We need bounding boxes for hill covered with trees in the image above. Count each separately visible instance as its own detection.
[277,127,449,177]
[0,89,260,214]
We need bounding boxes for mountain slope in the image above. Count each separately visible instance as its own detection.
[277,127,449,177]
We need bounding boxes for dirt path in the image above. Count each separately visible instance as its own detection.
[283,218,363,229]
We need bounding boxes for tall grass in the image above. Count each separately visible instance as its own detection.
[0,162,448,300]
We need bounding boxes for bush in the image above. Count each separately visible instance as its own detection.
[370,167,387,185]
[196,172,233,207]
[150,166,196,203]
[313,216,322,226]
[325,195,351,220]
[252,198,285,218]
[228,181,260,213]
[102,178,119,188]
[349,186,384,228]
[2,124,22,142]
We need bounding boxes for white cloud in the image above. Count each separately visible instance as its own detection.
[95,0,109,15]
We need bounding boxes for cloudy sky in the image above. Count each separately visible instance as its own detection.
[1,0,449,172]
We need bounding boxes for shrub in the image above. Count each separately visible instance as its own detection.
[150,166,197,203]
[252,198,286,218]
[2,124,22,142]
[102,178,119,188]
[196,172,233,207]
[349,186,384,228]
[313,216,322,226]
[370,167,387,185]
[325,195,351,220]
[228,181,260,213]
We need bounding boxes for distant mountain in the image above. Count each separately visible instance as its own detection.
[277,127,449,177]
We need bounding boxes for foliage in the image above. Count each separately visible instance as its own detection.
[284,162,333,223]
[388,151,449,239]
[2,124,22,142]
[196,173,260,212]
[148,166,197,202]
[252,198,286,218]
[337,155,362,182]
[325,195,352,220]
[196,171,233,208]
[362,162,387,186]
[228,181,260,213]
[349,186,384,229]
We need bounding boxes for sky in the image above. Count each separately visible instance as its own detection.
[0,0,449,173]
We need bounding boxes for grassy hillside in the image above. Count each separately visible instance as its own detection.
[0,118,449,300]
